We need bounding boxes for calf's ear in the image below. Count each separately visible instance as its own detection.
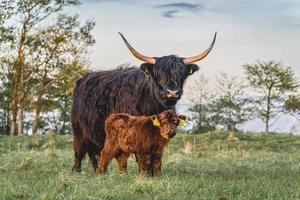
[178,115,187,127]
[151,116,161,127]
[140,63,154,75]
[185,64,199,75]
[179,115,186,121]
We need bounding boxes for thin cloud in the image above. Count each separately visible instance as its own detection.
[154,2,205,18]
[154,3,204,12]
[162,10,179,18]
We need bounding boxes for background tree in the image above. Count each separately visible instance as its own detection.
[0,65,13,134]
[28,14,95,134]
[189,72,251,132]
[0,4,14,134]
[285,96,300,114]
[243,60,298,133]
[31,61,89,134]
[0,0,94,135]
[0,0,80,135]
[284,95,300,134]
[210,72,251,131]
[188,74,216,132]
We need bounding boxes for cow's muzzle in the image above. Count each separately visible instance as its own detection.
[166,89,180,99]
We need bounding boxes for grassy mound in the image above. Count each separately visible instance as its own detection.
[1,132,300,199]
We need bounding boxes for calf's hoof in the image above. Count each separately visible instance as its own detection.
[98,168,106,175]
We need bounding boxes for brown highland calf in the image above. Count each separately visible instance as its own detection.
[98,109,186,176]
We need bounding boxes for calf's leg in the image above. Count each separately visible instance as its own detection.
[115,152,130,174]
[152,153,163,176]
[98,148,115,174]
[137,153,150,175]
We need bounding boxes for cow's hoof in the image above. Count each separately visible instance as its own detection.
[72,166,81,172]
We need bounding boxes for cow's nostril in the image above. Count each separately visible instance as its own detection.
[166,89,179,98]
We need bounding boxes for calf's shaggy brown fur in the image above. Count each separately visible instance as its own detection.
[98,110,186,176]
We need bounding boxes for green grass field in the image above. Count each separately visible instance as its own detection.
[1,132,300,200]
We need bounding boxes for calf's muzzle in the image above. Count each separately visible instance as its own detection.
[168,130,177,138]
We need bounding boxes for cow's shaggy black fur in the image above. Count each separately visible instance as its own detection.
[71,55,199,172]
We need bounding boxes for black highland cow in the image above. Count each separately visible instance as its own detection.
[71,32,217,173]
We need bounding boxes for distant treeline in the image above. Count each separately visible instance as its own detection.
[188,62,300,133]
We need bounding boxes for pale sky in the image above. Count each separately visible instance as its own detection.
[65,0,300,132]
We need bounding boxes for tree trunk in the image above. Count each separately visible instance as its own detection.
[10,113,17,135]
[5,102,11,135]
[265,117,269,133]
[32,95,42,134]
[265,87,272,133]
[61,94,69,134]
[17,89,25,135]
[10,27,26,136]
[6,113,10,135]
[17,104,24,135]
[10,53,23,136]
[10,86,18,135]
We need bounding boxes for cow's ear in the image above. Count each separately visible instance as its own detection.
[178,115,186,127]
[140,63,154,75]
[185,64,199,75]
[151,116,161,127]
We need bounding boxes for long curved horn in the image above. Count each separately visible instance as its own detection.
[119,32,156,64]
[183,32,217,64]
